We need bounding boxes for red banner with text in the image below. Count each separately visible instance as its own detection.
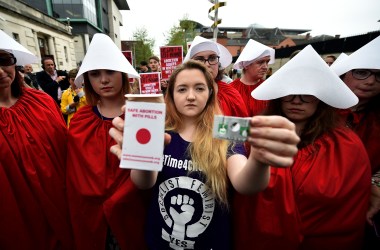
[160,46,183,80]
[139,72,161,94]
[122,51,135,83]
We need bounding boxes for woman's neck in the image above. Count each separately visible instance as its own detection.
[178,120,197,142]
[294,121,306,136]
[97,97,125,118]
[240,74,261,86]
[0,89,17,108]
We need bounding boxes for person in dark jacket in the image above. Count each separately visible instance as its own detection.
[36,56,70,105]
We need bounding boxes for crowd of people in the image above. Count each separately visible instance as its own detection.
[1,27,379,250]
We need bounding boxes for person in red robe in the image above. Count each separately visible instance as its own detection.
[331,35,380,249]
[233,45,371,250]
[0,31,73,249]
[230,39,276,116]
[184,36,248,117]
[66,34,150,250]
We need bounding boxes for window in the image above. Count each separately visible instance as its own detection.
[64,46,68,63]
[12,33,20,43]
[38,37,48,58]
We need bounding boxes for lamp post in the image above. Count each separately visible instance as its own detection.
[213,0,219,40]
[208,0,226,42]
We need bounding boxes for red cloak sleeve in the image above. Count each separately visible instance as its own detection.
[341,109,380,174]
[232,127,371,250]
[230,78,268,116]
[66,105,150,250]
[217,80,248,117]
[0,88,73,249]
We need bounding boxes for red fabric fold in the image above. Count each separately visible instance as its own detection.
[233,127,371,250]
[230,78,268,116]
[340,109,380,174]
[66,105,150,250]
[217,80,248,117]
[0,88,73,250]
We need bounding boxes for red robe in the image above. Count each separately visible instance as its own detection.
[232,127,371,250]
[0,88,73,249]
[340,109,380,174]
[230,78,268,116]
[217,80,248,117]
[66,105,150,250]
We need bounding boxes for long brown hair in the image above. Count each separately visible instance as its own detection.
[11,69,24,98]
[83,71,131,105]
[215,65,225,81]
[165,60,230,205]
[264,98,340,148]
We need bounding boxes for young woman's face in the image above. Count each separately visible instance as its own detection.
[342,69,380,101]
[88,69,123,98]
[0,51,16,90]
[148,59,160,72]
[281,95,320,123]
[192,50,219,80]
[173,68,210,120]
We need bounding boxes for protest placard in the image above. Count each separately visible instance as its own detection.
[139,72,161,94]
[122,51,135,83]
[160,45,183,80]
[120,94,166,171]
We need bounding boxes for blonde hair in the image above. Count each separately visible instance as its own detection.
[165,60,229,205]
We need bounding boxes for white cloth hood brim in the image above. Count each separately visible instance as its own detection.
[331,35,380,76]
[330,53,348,67]
[0,30,38,65]
[75,33,139,87]
[184,36,232,69]
[233,39,275,69]
[251,45,358,109]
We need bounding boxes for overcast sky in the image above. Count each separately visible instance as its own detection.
[121,0,380,54]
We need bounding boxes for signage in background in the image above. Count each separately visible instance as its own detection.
[139,72,161,94]
[122,51,135,83]
[160,46,183,81]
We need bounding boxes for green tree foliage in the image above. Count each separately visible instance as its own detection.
[165,16,197,55]
[166,26,185,48]
[133,27,155,66]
